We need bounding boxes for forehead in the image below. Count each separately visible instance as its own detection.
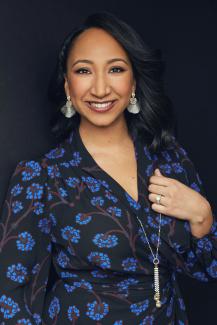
[67,27,130,63]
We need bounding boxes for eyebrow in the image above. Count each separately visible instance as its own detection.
[71,58,129,67]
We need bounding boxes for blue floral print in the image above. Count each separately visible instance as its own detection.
[0,124,216,324]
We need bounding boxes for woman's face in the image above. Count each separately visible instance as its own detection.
[64,27,136,128]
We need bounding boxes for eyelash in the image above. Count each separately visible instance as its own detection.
[75,67,125,74]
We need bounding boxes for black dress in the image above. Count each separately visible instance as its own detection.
[0,124,217,325]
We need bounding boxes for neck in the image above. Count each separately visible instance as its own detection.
[78,117,132,151]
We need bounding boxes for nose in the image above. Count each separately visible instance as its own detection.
[90,73,111,98]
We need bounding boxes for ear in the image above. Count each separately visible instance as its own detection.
[64,74,69,97]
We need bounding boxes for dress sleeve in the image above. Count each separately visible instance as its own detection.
[0,159,52,324]
[161,138,217,282]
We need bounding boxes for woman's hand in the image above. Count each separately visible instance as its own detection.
[148,168,213,238]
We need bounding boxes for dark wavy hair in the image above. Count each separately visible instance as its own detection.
[48,10,178,154]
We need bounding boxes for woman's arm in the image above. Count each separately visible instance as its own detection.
[0,160,52,324]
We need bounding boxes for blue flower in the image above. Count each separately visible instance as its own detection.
[16,232,35,251]
[113,321,123,325]
[21,161,41,181]
[206,260,217,278]
[32,313,41,325]
[17,319,32,324]
[122,257,137,272]
[161,150,172,162]
[159,163,172,175]
[172,242,185,254]
[117,278,139,292]
[61,226,80,243]
[197,237,212,252]
[48,296,60,320]
[26,183,43,200]
[151,233,161,246]
[65,177,80,188]
[147,215,158,229]
[58,187,68,198]
[93,233,118,248]
[106,206,122,217]
[125,192,141,210]
[156,214,171,226]
[105,190,118,203]
[81,176,101,192]
[138,228,147,245]
[62,151,82,167]
[75,213,92,225]
[87,252,111,269]
[86,300,109,321]
[50,213,57,227]
[73,279,92,291]
[11,201,23,214]
[60,272,78,279]
[45,147,65,159]
[64,284,76,293]
[67,305,80,321]
[11,184,23,197]
[139,315,154,325]
[69,152,82,166]
[57,251,70,268]
[6,263,28,283]
[99,179,110,189]
[0,294,20,319]
[91,196,104,207]
[91,270,108,278]
[47,165,61,178]
[38,218,51,234]
[33,201,44,215]
[130,299,149,315]
[172,162,183,173]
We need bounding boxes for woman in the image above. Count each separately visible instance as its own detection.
[0,11,216,325]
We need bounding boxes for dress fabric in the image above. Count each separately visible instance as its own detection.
[0,124,217,325]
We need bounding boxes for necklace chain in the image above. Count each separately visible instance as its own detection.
[136,212,162,308]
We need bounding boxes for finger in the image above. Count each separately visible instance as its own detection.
[154,168,162,176]
[148,184,168,196]
[148,193,169,207]
[151,202,168,214]
[149,175,170,186]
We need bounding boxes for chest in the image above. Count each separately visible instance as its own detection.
[91,149,138,203]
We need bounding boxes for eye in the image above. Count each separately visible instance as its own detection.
[75,68,90,74]
[110,66,125,73]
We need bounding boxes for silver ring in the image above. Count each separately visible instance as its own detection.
[156,194,162,205]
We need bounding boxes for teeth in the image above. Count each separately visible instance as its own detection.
[89,101,113,108]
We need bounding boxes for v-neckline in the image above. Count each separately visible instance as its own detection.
[74,125,142,209]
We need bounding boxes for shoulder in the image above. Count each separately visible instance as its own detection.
[19,137,71,175]
[11,140,67,187]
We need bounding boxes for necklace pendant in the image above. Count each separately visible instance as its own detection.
[156,300,162,308]
[153,258,161,308]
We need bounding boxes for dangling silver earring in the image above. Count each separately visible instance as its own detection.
[60,95,76,118]
[127,90,140,114]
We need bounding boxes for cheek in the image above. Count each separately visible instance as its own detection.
[68,76,90,97]
[110,76,133,96]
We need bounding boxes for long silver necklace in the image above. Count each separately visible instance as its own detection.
[135,194,162,308]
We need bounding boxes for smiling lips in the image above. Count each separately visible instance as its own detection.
[86,100,117,112]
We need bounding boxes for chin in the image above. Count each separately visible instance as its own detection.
[80,112,124,128]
